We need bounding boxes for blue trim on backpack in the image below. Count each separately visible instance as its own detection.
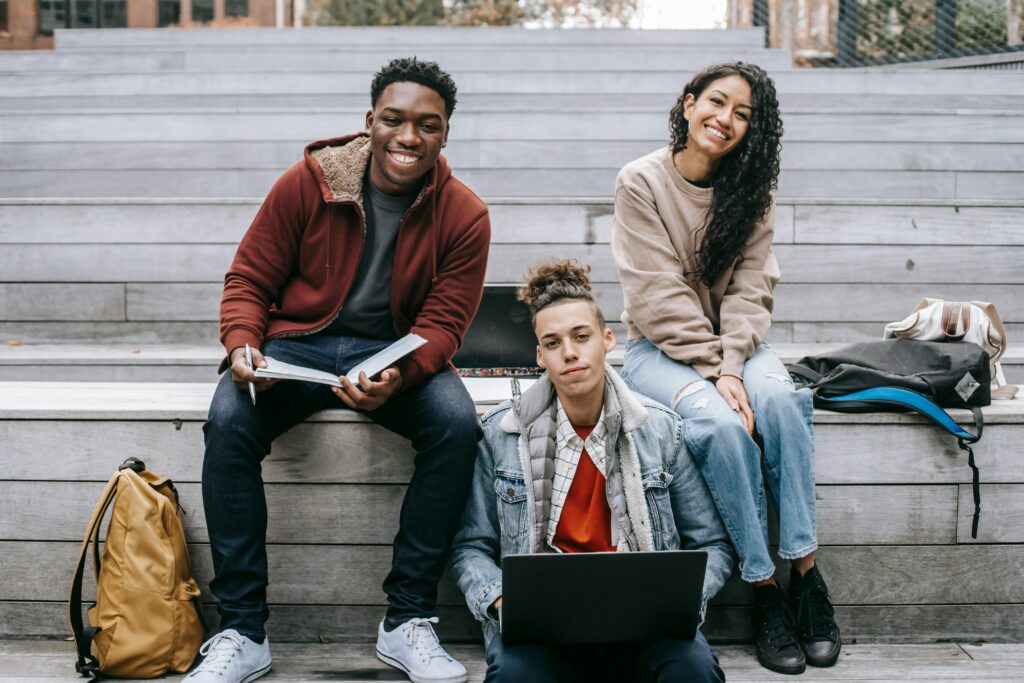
[818,387,977,440]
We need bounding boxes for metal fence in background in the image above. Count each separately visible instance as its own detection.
[738,0,1024,67]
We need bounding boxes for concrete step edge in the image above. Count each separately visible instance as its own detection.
[0,379,1020,423]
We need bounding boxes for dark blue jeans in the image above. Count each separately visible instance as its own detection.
[484,630,725,683]
[202,334,482,639]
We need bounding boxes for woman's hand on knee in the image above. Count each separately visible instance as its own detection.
[716,374,755,435]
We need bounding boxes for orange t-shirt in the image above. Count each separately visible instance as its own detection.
[552,425,616,553]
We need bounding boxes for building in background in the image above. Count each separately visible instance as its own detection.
[1,0,286,49]
[2,0,640,50]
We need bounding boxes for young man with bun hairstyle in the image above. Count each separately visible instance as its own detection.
[191,58,489,683]
[451,259,734,682]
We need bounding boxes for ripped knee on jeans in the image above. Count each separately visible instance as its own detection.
[764,372,793,385]
[672,380,709,410]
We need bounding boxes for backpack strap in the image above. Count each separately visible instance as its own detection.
[817,387,983,539]
[960,407,984,540]
[68,472,121,677]
[787,364,823,385]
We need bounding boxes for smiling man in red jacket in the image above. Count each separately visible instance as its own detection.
[190,58,490,683]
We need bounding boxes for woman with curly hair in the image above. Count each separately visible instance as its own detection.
[610,62,841,676]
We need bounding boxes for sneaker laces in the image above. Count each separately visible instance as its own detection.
[403,617,453,665]
[194,631,246,675]
[796,579,837,641]
[760,595,800,651]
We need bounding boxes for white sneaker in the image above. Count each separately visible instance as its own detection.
[184,629,272,683]
[376,617,468,683]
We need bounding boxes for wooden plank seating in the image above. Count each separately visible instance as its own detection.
[1,342,1022,386]
[0,381,1022,645]
[1,106,1022,198]
[2,197,1022,347]
[5,640,1024,682]
[0,46,795,73]
[49,26,770,49]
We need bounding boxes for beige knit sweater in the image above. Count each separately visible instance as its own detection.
[610,146,780,380]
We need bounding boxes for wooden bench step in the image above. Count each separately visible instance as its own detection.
[4,92,1024,111]
[9,139,1022,174]
[3,640,1024,681]
[0,381,1021,642]
[0,46,794,73]
[52,27,770,49]
[1,343,1021,385]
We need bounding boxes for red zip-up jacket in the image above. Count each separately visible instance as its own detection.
[219,133,491,391]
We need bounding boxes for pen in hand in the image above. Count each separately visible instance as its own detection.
[245,344,257,406]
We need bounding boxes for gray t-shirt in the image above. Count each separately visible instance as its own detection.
[327,178,417,339]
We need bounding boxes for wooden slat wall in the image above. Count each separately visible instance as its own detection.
[5,601,1024,643]
[4,140,1023,173]
[6,111,1024,142]
[5,543,1024,607]
[0,481,970,545]
[1,198,1020,344]
[10,168,1024,198]
[2,244,1021,284]
[1,412,1022,641]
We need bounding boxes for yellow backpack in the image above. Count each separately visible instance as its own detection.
[69,458,205,677]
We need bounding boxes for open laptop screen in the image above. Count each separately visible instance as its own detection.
[453,285,541,375]
[500,550,707,645]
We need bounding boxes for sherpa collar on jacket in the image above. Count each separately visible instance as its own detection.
[304,133,449,210]
[498,364,656,553]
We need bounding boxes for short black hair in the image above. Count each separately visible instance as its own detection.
[370,57,458,119]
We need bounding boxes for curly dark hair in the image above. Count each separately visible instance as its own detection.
[370,57,458,119]
[668,62,783,287]
[517,258,606,328]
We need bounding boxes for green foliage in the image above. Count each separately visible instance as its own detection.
[956,0,1008,49]
[853,0,1013,61]
[306,0,445,27]
[445,0,526,25]
[448,0,638,27]
[855,0,936,59]
[306,0,636,27]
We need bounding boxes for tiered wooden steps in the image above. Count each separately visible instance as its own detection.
[1,27,1023,656]
[1,342,1022,385]
[1,382,1022,644]
[1,196,1022,349]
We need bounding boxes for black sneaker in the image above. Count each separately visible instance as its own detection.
[752,583,806,675]
[790,565,842,667]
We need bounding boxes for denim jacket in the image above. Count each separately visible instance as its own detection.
[450,365,735,645]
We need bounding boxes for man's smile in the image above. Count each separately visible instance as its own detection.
[387,150,422,166]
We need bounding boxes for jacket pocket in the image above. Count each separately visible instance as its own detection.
[642,469,677,548]
[493,473,528,548]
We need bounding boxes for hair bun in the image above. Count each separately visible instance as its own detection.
[517,259,593,316]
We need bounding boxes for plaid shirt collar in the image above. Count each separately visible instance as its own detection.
[554,399,609,473]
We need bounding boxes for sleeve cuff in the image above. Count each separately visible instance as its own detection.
[474,579,503,624]
[395,355,425,393]
[219,330,263,374]
[690,358,722,380]
[720,348,748,379]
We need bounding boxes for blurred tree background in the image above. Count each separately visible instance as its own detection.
[727,0,1022,66]
[305,0,637,27]
[855,0,1012,60]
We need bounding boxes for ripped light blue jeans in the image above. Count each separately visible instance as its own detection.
[621,339,817,583]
